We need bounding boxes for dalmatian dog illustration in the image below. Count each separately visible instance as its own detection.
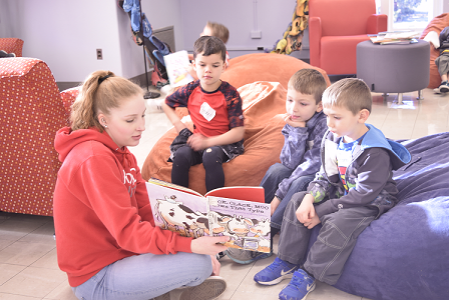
[250,218,271,249]
[155,195,207,238]
[207,211,233,235]
[224,215,255,248]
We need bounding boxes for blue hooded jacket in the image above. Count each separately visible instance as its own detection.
[307,124,411,218]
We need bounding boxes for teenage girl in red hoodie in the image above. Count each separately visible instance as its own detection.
[53,70,229,300]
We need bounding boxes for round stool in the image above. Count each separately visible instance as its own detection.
[357,39,430,104]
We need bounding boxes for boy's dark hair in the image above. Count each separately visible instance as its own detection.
[322,78,372,114]
[206,21,229,44]
[288,69,327,104]
[193,36,227,62]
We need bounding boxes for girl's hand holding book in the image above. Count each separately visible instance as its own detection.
[191,236,229,256]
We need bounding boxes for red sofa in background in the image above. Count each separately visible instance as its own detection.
[308,0,387,75]
[0,38,24,57]
[0,58,78,216]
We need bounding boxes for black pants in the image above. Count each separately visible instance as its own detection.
[171,145,228,192]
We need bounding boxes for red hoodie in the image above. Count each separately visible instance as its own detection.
[53,127,193,287]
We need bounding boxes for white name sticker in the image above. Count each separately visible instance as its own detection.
[200,102,216,121]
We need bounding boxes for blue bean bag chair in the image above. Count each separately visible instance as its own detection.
[309,132,449,300]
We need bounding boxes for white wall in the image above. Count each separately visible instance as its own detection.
[1,0,123,82]
[0,0,183,82]
[444,0,449,12]
[2,0,449,82]
[178,0,296,57]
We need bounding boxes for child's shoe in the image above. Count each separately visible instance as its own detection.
[439,81,449,93]
[253,257,299,285]
[153,276,227,300]
[215,251,226,260]
[225,248,272,264]
[279,269,316,300]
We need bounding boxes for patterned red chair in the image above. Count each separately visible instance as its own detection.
[0,38,24,57]
[0,58,78,216]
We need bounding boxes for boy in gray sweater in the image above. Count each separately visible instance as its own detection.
[254,78,411,300]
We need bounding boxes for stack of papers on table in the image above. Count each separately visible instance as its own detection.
[369,31,421,45]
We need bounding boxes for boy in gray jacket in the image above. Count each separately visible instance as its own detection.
[226,68,328,264]
[254,78,411,300]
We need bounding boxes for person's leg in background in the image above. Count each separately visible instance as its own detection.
[171,145,202,188]
[260,163,293,203]
[202,146,227,192]
[270,175,315,235]
[435,54,449,93]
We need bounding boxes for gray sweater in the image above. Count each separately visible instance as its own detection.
[276,111,328,199]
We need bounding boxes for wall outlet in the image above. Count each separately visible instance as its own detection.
[251,30,262,39]
[96,49,103,60]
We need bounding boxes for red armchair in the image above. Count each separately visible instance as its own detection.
[0,58,78,216]
[0,38,24,57]
[308,0,387,75]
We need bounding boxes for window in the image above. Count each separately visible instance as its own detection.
[377,0,443,32]
[394,0,431,30]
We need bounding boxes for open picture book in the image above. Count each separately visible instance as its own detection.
[145,178,271,253]
[163,50,194,87]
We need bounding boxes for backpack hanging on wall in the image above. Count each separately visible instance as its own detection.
[119,0,171,87]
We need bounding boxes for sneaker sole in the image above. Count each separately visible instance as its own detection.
[440,86,449,93]
[255,271,295,286]
[226,250,272,265]
[279,280,316,300]
[173,276,227,300]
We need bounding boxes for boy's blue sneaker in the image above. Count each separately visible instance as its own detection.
[253,257,299,285]
[279,269,316,300]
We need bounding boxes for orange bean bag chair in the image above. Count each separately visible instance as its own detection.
[141,53,330,195]
[420,13,449,89]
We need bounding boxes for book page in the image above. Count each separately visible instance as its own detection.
[145,181,209,238]
[163,50,194,87]
[207,196,271,253]
[205,186,265,203]
[148,178,203,197]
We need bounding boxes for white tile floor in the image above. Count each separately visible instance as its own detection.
[0,87,448,299]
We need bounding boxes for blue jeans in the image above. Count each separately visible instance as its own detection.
[260,163,314,229]
[72,252,212,300]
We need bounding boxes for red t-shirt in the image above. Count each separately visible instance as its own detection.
[165,80,244,137]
